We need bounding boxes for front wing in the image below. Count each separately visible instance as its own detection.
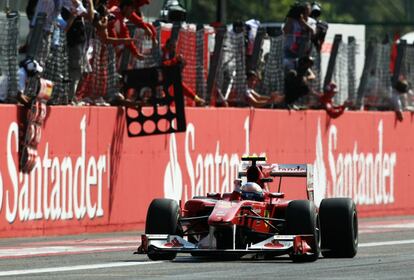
[137,234,314,256]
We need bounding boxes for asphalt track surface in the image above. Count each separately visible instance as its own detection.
[0,216,414,279]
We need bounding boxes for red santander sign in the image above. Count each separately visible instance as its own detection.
[0,106,409,237]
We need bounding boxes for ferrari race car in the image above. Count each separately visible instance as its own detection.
[138,156,358,262]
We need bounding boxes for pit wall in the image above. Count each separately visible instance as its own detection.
[0,105,411,237]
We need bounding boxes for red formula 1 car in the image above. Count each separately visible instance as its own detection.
[138,156,358,262]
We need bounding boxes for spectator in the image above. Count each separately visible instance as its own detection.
[309,1,329,52]
[283,2,315,70]
[75,2,135,105]
[17,0,64,104]
[284,56,318,108]
[19,0,40,54]
[243,70,283,108]
[107,0,145,62]
[107,0,157,43]
[16,58,44,106]
[29,0,64,65]
[320,82,351,118]
[62,0,95,104]
[245,19,261,71]
[162,39,206,106]
[391,79,414,121]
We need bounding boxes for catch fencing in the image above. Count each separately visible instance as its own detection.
[0,10,414,110]
[0,12,18,101]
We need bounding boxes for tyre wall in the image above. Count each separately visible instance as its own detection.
[0,105,411,237]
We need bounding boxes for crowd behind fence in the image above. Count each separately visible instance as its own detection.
[0,10,413,116]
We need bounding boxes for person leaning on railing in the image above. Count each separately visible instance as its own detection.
[283,56,318,109]
[161,39,206,106]
[319,82,352,119]
[107,0,145,61]
[75,2,136,106]
[242,70,283,108]
[391,79,414,121]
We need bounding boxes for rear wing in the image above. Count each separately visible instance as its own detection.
[271,164,308,177]
[238,158,314,201]
[238,163,310,178]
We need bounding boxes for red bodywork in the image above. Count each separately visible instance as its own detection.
[183,193,289,235]
[139,159,316,257]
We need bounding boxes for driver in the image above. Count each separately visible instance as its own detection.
[239,165,267,201]
[240,182,264,201]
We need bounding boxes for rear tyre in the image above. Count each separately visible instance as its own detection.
[286,200,320,262]
[145,199,181,261]
[320,198,358,258]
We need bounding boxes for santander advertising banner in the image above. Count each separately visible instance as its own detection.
[0,105,410,237]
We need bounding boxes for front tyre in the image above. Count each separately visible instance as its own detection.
[286,200,320,262]
[320,198,358,258]
[145,199,181,261]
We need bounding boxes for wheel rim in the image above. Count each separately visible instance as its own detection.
[315,215,321,252]
[353,211,358,247]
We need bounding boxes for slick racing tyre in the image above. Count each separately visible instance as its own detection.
[319,198,358,258]
[286,200,320,262]
[145,199,181,261]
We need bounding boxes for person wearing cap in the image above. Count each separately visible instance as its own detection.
[107,0,157,43]
[307,3,318,32]
[243,70,283,108]
[107,0,145,61]
[320,82,351,119]
[17,58,45,106]
[310,1,328,51]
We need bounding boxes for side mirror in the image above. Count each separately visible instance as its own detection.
[261,177,273,183]
[269,192,285,199]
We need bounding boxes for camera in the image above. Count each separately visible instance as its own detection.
[311,2,322,18]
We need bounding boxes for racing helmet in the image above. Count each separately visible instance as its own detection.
[240,182,264,201]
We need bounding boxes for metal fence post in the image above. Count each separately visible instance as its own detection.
[248,27,266,71]
[206,27,225,104]
[392,39,406,85]
[356,39,376,108]
[195,24,206,100]
[323,34,342,89]
[347,36,356,103]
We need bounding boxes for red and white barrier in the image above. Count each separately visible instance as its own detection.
[0,105,411,237]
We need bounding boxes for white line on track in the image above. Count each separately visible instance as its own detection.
[1,239,414,276]
[0,261,162,277]
[0,245,137,258]
[359,239,414,248]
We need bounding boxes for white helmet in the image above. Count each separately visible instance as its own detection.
[240,182,264,201]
